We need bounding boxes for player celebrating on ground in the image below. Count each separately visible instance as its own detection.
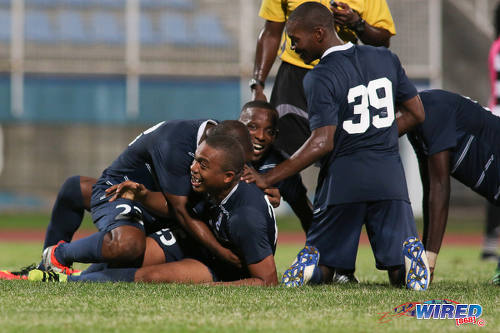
[243,2,428,290]
[403,89,500,283]
[29,135,279,286]
[40,120,252,275]
[240,100,312,232]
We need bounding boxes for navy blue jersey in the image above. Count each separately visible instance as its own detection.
[93,119,215,204]
[252,147,307,204]
[303,43,417,206]
[408,89,500,203]
[193,181,277,281]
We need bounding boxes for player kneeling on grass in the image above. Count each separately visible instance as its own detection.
[242,2,429,290]
[29,135,279,286]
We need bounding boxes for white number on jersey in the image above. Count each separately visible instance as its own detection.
[343,78,395,134]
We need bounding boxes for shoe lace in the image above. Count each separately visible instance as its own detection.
[45,270,61,282]
[11,263,38,276]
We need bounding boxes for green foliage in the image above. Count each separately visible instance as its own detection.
[0,243,498,332]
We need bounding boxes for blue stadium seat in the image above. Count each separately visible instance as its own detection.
[140,13,156,44]
[141,0,195,11]
[56,0,124,8]
[57,10,88,43]
[158,12,192,46]
[25,10,55,42]
[0,10,10,41]
[193,15,230,47]
[89,11,124,44]
[25,0,58,8]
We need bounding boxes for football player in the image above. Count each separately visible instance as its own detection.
[30,135,279,286]
[404,89,500,282]
[239,100,312,232]
[40,120,252,274]
[243,2,429,290]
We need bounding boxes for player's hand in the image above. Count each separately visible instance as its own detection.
[331,1,360,27]
[217,247,242,268]
[241,165,270,190]
[251,85,267,102]
[106,180,148,202]
[264,188,281,208]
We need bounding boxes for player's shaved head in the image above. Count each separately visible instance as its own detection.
[240,101,279,129]
[209,120,253,160]
[205,134,245,175]
[287,2,335,33]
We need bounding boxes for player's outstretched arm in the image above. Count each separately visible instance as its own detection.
[166,193,242,268]
[242,125,335,189]
[424,150,451,278]
[396,94,425,136]
[252,20,285,101]
[215,255,278,286]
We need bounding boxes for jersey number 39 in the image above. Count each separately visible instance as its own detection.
[343,78,394,134]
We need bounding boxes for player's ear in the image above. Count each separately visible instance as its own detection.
[223,170,236,185]
[314,27,325,42]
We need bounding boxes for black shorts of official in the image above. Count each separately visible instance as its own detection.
[270,61,311,157]
[305,200,419,270]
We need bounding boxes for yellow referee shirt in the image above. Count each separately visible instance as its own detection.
[259,0,396,69]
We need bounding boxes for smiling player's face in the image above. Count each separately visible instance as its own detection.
[287,22,320,64]
[240,107,277,162]
[190,142,229,194]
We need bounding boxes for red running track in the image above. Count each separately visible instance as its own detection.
[0,229,484,245]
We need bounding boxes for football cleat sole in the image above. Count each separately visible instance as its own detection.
[0,270,28,280]
[403,237,430,291]
[281,246,320,287]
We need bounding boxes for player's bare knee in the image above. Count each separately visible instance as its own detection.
[102,228,145,262]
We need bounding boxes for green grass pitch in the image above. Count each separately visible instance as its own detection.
[0,241,498,332]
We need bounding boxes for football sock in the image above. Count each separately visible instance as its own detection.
[68,267,136,282]
[82,263,108,274]
[309,265,323,284]
[43,176,85,249]
[55,231,106,266]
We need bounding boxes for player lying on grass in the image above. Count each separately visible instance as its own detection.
[29,135,279,286]
[242,2,429,290]
[40,120,253,275]
[403,89,500,283]
[1,102,311,279]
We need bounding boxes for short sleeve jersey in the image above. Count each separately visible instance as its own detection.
[259,0,396,69]
[252,147,307,204]
[303,43,417,207]
[95,119,213,201]
[194,181,277,280]
[408,89,500,202]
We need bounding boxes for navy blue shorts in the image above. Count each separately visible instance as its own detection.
[306,200,418,270]
[148,228,187,263]
[91,197,148,233]
[91,182,168,233]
